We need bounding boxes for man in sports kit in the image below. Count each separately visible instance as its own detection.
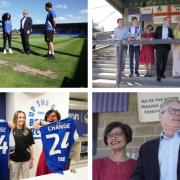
[44,2,56,59]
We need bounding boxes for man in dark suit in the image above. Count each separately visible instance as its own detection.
[20,10,32,54]
[154,17,173,82]
[132,98,180,180]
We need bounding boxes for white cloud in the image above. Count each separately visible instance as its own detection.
[55,3,68,9]
[74,16,81,20]
[79,9,88,15]
[56,16,66,22]
[66,14,76,18]
[12,17,18,20]
[36,19,44,24]
[0,1,10,8]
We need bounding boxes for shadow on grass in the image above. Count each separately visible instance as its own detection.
[12,39,80,58]
[60,38,87,87]
[10,47,44,57]
[0,47,23,54]
[12,47,24,53]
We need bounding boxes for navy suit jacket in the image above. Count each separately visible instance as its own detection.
[154,26,173,50]
[132,138,180,180]
[20,16,32,35]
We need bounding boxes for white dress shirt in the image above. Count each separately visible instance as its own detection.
[158,130,180,180]
[21,16,27,29]
[162,25,168,39]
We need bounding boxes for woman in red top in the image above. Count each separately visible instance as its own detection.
[34,109,61,176]
[139,25,155,77]
[93,122,136,180]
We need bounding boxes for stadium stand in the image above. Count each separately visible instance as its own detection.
[32,22,87,37]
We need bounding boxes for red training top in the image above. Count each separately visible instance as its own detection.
[36,150,52,176]
[93,157,136,180]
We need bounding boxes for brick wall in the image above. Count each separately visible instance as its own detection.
[94,93,162,159]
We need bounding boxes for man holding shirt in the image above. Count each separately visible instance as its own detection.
[44,2,56,60]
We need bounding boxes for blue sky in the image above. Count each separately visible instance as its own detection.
[0,0,87,29]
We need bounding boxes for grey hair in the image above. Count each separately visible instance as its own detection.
[163,16,170,21]
[159,98,180,113]
[23,10,28,14]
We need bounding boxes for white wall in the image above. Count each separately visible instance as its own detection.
[69,100,87,110]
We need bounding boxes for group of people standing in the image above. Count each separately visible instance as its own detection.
[2,2,57,59]
[7,109,62,180]
[93,98,180,180]
[114,16,180,81]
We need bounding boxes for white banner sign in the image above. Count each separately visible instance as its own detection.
[153,16,167,24]
[140,7,153,14]
[171,15,180,23]
[171,5,180,12]
[153,5,168,14]
[137,93,180,122]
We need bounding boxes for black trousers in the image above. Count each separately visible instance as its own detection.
[3,32,12,49]
[156,46,169,78]
[21,33,30,52]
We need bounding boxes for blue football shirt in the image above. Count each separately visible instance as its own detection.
[45,10,56,30]
[0,120,10,180]
[40,117,77,174]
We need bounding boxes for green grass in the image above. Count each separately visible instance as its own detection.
[0,35,87,87]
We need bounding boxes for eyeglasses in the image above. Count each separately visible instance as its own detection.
[107,132,124,139]
[47,115,57,118]
[162,107,180,115]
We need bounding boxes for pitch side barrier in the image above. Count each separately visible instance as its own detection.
[93,39,180,87]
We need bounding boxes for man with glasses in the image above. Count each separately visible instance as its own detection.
[132,98,180,180]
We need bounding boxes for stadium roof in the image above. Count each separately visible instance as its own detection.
[106,0,180,13]
[33,22,87,26]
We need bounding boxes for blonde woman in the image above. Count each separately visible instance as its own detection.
[172,23,180,77]
[9,111,35,180]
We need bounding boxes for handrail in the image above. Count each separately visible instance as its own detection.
[93,39,180,45]
[93,39,180,87]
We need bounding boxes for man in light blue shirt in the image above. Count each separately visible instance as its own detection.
[158,99,180,180]
[113,18,128,76]
[159,131,180,180]
[132,98,180,180]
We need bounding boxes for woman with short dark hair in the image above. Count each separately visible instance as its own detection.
[93,122,136,180]
[35,109,61,176]
[44,109,61,122]
[139,24,155,77]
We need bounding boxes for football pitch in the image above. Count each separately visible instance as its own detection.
[0,35,87,87]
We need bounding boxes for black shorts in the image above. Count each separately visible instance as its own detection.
[45,30,54,43]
